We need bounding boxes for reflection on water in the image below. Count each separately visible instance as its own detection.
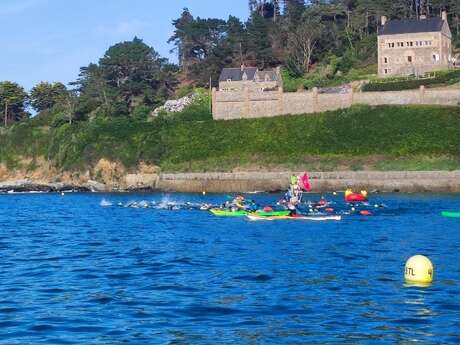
[0,192,459,344]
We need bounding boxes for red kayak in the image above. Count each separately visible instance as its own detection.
[345,189,368,203]
[345,194,367,202]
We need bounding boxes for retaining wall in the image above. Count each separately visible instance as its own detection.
[157,171,460,193]
[212,86,460,120]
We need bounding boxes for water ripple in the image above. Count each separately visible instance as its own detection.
[0,192,458,343]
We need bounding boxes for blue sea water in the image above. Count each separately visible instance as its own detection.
[0,192,459,344]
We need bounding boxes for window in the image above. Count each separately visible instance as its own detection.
[410,42,413,47]
[433,54,440,62]
[384,57,388,63]
[384,69,388,74]
[407,56,413,63]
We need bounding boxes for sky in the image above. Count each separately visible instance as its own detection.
[0,0,248,90]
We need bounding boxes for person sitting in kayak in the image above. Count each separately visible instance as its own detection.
[231,195,246,210]
[246,199,258,212]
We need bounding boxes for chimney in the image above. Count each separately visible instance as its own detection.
[441,11,447,22]
[420,14,427,20]
[381,16,387,26]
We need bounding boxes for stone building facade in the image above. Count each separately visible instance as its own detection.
[218,66,282,92]
[378,12,453,77]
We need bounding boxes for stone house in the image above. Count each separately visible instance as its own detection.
[218,65,282,91]
[378,11,453,77]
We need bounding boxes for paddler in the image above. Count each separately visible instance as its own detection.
[232,195,246,210]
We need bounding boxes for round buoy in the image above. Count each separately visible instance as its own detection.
[325,208,334,213]
[405,255,434,285]
[333,192,337,196]
[351,207,356,212]
[61,192,65,196]
[202,191,206,196]
[360,210,371,216]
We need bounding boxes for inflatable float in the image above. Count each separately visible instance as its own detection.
[442,211,460,218]
[345,189,368,203]
[210,209,291,217]
[247,215,342,221]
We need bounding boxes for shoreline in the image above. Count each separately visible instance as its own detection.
[1,171,459,193]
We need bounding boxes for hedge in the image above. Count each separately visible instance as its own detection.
[363,70,460,92]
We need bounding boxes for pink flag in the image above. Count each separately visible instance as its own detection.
[300,173,311,191]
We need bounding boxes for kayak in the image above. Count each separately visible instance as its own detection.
[442,211,460,218]
[345,194,367,202]
[210,209,248,217]
[210,209,291,217]
[247,215,342,221]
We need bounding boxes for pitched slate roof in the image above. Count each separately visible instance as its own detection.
[255,70,278,82]
[378,17,444,36]
[219,67,258,82]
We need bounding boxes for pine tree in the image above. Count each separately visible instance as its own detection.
[284,0,305,28]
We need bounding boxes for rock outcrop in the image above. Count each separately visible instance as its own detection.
[152,94,196,116]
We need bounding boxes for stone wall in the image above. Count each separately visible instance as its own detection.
[157,171,460,193]
[212,86,460,120]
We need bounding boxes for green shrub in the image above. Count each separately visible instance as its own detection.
[0,104,458,172]
[131,105,151,120]
[363,70,460,92]
[281,68,304,92]
[175,85,194,99]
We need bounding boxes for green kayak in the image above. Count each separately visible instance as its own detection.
[210,209,248,217]
[210,209,291,217]
[442,211,460,218]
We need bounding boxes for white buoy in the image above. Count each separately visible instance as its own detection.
[405,255,434,285]
[202,191,206,196]
[61,192,65,196]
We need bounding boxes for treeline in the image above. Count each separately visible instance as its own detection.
[0,38,179,126]
[170,0,460,84]
[1,1,460,127]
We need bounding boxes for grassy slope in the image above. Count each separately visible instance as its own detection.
[0,105,459,173]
